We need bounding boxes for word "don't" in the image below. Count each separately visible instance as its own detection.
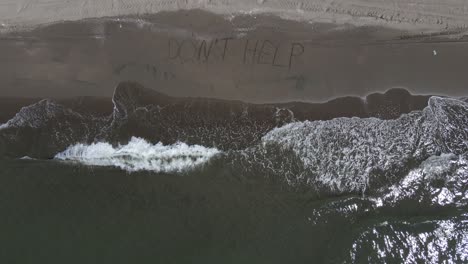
[167,38,305,70]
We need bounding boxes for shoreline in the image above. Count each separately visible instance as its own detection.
[0,85,432,124]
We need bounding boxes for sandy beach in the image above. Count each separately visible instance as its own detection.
[0,9,467,102]
[1,1,468,101]
[2,0,468,33]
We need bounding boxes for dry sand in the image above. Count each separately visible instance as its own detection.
[1,0,468,33]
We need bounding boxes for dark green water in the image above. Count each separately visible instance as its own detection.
[1,158,466,263]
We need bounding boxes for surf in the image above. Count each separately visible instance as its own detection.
[55,137,221,173]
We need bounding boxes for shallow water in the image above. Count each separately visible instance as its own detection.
[0,83,467,263]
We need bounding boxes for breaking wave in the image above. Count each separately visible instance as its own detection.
[1,82,468,262]
[54,137,221,173]
[375,153,468,208]
[229,96,468,195]
[0,82,467,195]
[348,217,468,263]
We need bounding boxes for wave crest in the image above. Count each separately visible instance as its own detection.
[257,96,468,194]
[54,137,221,172]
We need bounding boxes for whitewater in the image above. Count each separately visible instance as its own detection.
[55,137,221,173]
[1,84,468,263]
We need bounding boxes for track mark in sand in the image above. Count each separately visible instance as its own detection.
[17,0,34,14]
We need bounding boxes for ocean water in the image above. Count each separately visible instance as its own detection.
[0,82,467,263]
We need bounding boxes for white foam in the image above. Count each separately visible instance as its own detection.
[54,137,221,173]
[260,97,468,193]
[261,115,424,193]
[376,153,468,207]
[0,123,8,130]
[349,218,468,263]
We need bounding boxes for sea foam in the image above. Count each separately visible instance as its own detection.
[54,137,221,172]
[258,97,468,193]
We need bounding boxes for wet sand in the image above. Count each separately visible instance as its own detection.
[0,84,429,124]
